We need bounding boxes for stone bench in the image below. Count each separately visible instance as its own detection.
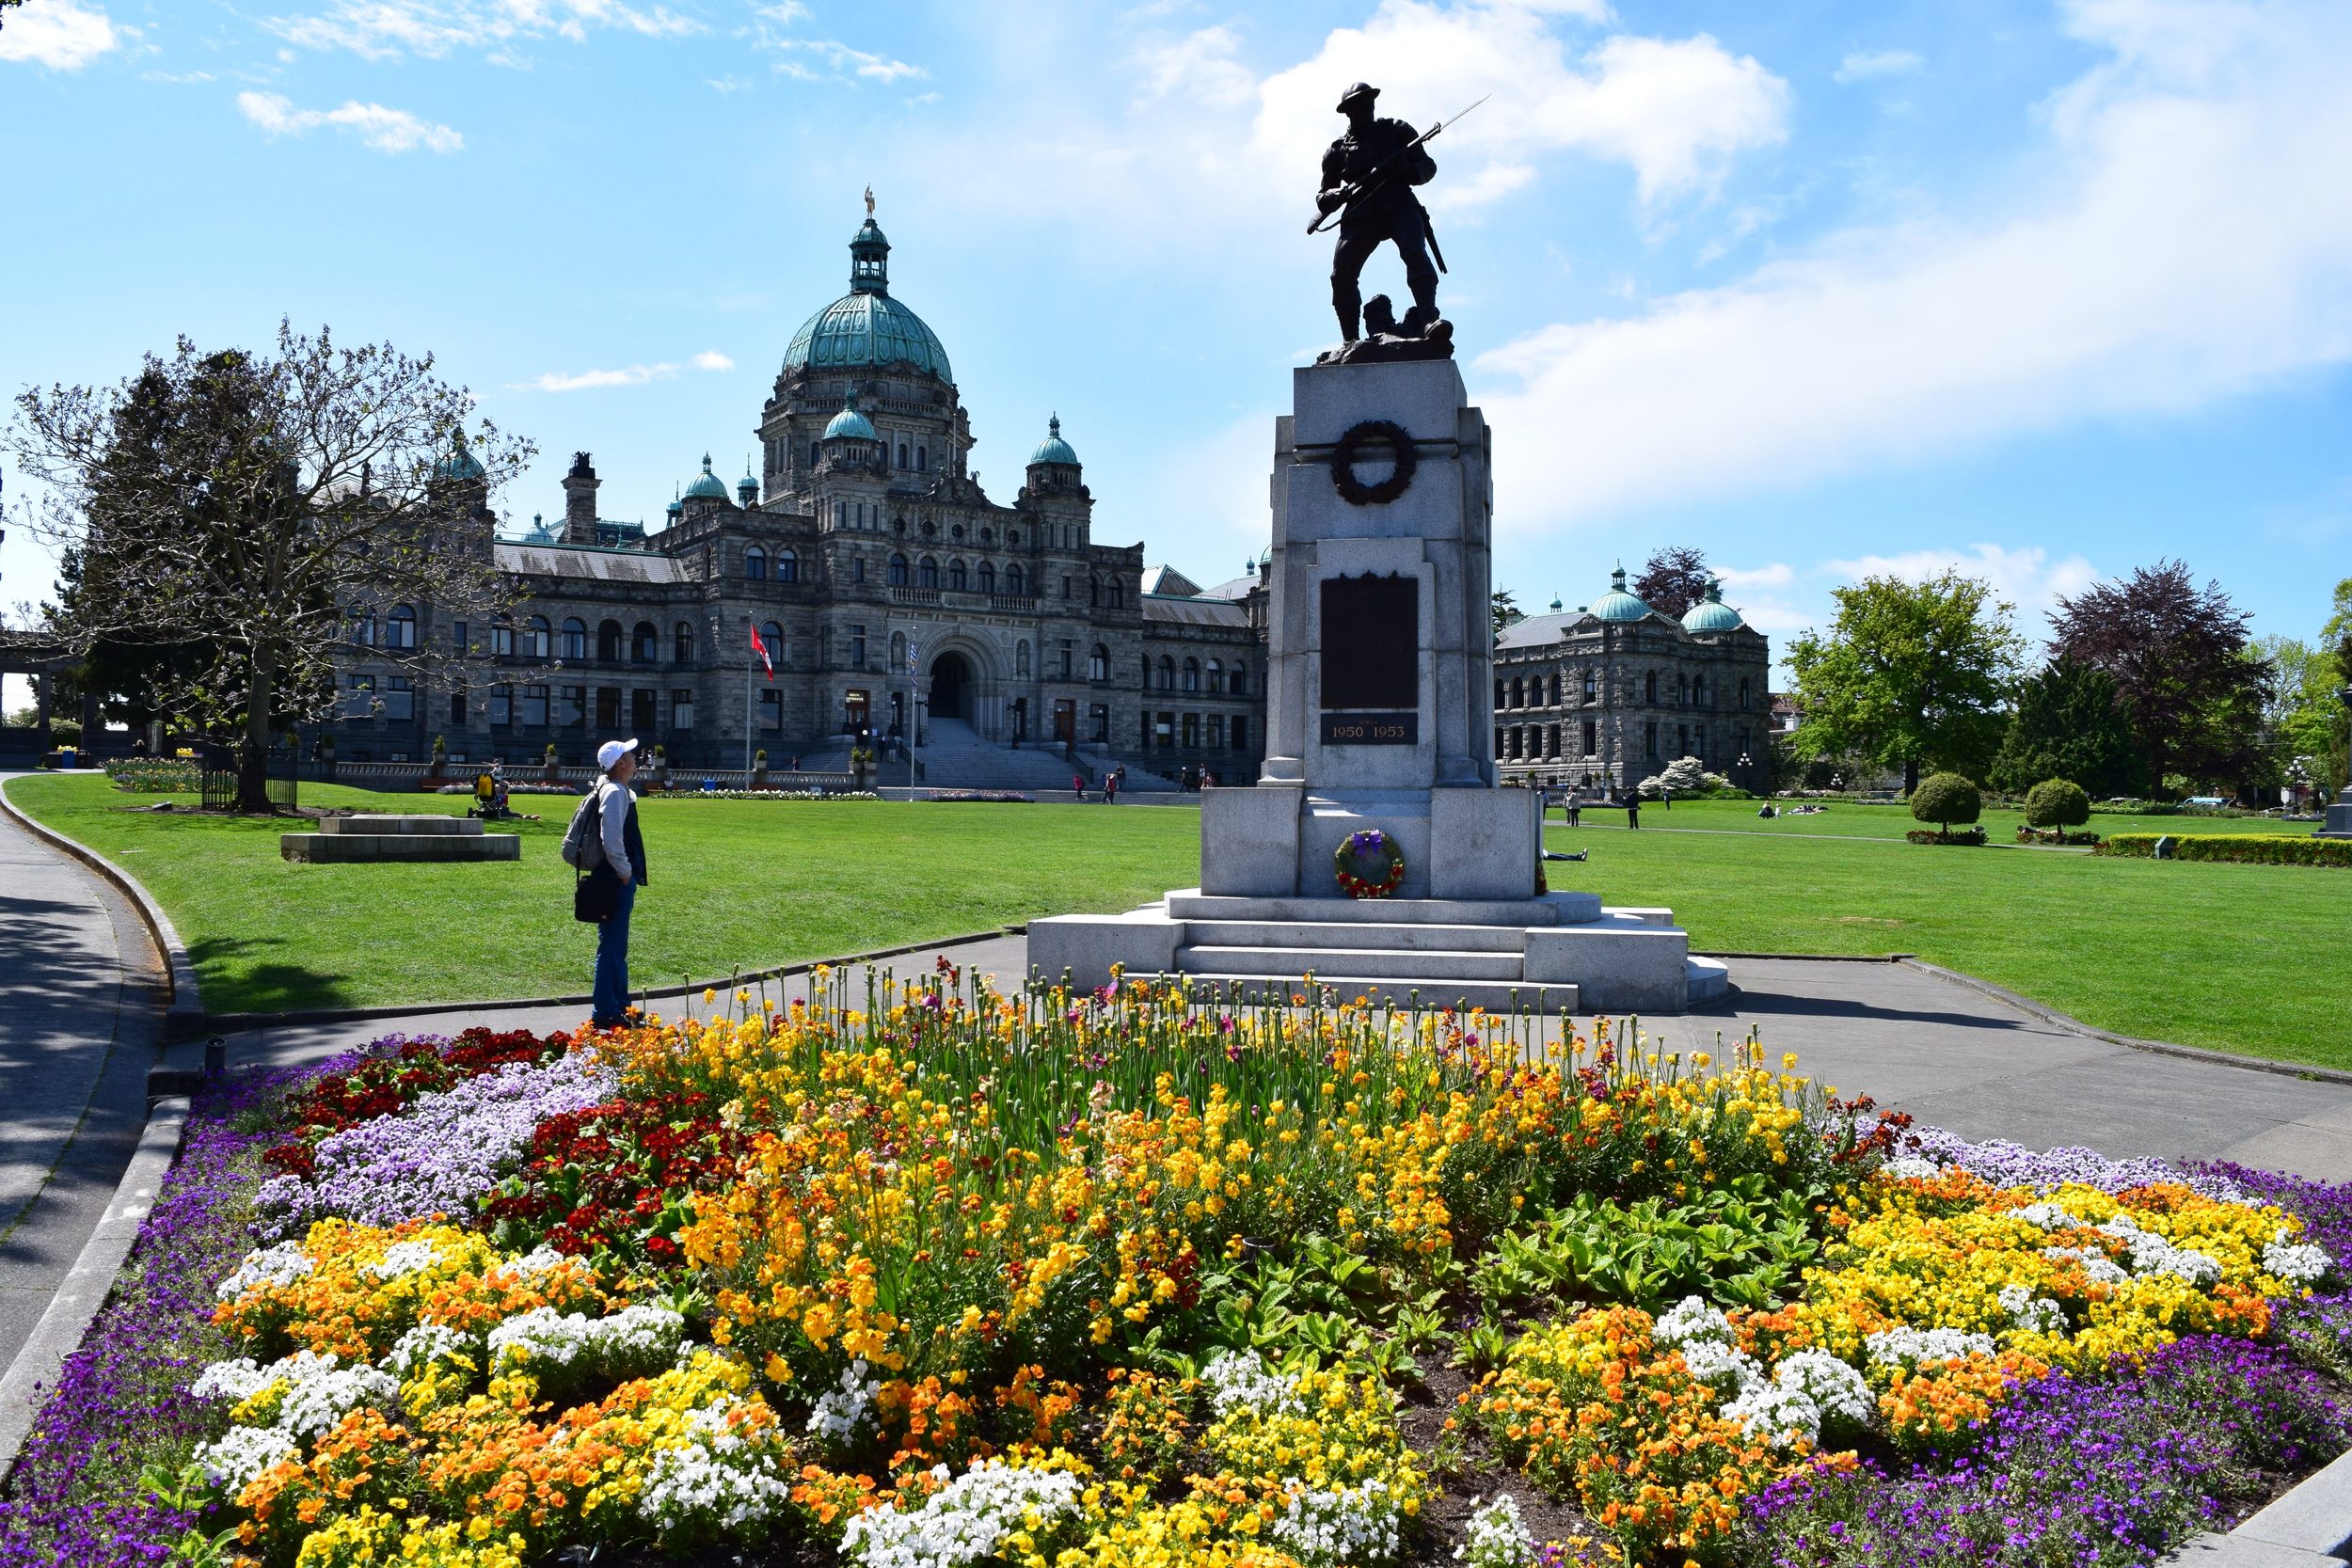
[282,815,520,863]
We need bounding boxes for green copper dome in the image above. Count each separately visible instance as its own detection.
[683,453,730,500]
[823,392,877,442]
[432,429,485,482]
[1586,566,1654,624]
[1681,578,1746,633]
[1029,414,1078,467]
[782,216,953,383]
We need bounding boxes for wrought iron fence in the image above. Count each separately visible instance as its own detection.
[198,745,300,812]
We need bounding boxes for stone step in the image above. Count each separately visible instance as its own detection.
[1687,956,1732,1004]
[1177,944,1525,981]
[1182,918,1528,954]
[319,815,483,835]
[1165,888,1602,927]
[282,832,520,863]
[1178,972,1580,1014]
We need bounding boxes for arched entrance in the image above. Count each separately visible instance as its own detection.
[929,650,973,721]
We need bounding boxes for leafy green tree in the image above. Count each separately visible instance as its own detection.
[1492,589,1522,643]
[1785,571,2024,794]
[1910,771,1982,839]
[1988,657,2139,798]
[2023,777,2090,831]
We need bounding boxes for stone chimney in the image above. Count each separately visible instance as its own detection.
[562,451,599,544]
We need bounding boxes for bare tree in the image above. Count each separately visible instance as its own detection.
[8,324,532,811]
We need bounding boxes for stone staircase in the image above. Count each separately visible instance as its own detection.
[1035,889,1732,1015]
[281,815,520,863]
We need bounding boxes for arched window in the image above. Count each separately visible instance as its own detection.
[891,631,906,670]
[556,618,581,660]
[1582,668,1597,702]
[1549,673,1563,705]
[947,559,967,591]
[1495,679,1506,708]
[918,556,940,589]
[1207,657,1223,693]
[977,562,995,593]
[1229,663,1247,697]
[777,548,799,584]
[350,612,375,647]
[744,546,767,581]
[524,616,550,659]
[1183,657,1201,693]
[1104,579,1120,608]
[387,605,417,650]
[1017,640,1031,677]
[1089,643,1109,682]
[887,553,909,587]
[762,623,785,667]
[598,620,623,662]
[1694,674,1707,706]
[631,622,658,663]
[1159,656,1176,690]
[898,442,909,469]
[1006,564,1025,596]
[674,621,694,663]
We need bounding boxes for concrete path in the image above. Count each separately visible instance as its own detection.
[0,786,163,1374]
[208,938,2352,1183]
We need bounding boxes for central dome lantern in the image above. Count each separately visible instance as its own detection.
[780,204,954,384]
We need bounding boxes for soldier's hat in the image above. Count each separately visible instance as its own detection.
[1336,82,1379,113]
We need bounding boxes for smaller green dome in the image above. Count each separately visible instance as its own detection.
[665,485,683,517]
[1029,413,1079,467]
[1681,578,1746,633]
[683,452,730,500]
[1586,565,1654,624]
[433,429,485,482]
[823,393,877,442]
[736,463,759,499]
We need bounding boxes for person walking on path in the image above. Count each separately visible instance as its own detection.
[587,738,647,1028]
[1104,771,1120,805]
[1073,773,1087,802]
[1661,786,1672,810]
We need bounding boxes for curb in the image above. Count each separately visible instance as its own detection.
[1896,958,2352,1087]
[2165,1440,2352,1563]
[1695,950,1917,963]
[0,779,205,1039]
[0,1096,190,1488]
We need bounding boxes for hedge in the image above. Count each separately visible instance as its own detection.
[1906,827,1987,846]
[2015,826,2102,847]
[2095,834,2352,867]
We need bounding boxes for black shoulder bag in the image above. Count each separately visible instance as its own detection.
[573,787,618,923]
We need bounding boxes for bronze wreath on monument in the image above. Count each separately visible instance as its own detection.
[1329,420,1417,506]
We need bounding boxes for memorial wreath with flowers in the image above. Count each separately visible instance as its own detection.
[1333,827,1406,898]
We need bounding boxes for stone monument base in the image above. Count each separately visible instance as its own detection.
[1027,887,1729,1015]
[2320,793,2352,839]
[281,814,521,863]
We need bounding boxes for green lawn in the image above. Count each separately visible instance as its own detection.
[6,775,1199,1016]
[1547,801,2348,1069]
[10,776,2344,1069]
[1582,797,2303,841]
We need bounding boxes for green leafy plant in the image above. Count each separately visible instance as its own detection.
[1910,771,1983,842]
[1471,1178,1820,1313]
[2024,777,2090,832]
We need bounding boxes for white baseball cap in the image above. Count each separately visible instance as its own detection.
[596,738,638,770]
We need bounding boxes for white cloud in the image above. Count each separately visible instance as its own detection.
[1835,48,1924,83]
[1823,544,2100,630]
[690,351,735,372]
[0,0,124,70]
[510,362,677,392]
[1132,24,1256,109]
[1473,0,2352,532]
[1716,562,1794,592]
[237,90,463,152]
[765,39,924,85]
[265,0,700,61]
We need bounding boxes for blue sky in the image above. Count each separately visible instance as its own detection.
[4,0,2349,704]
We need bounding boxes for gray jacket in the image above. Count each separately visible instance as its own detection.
[589,777,637,881]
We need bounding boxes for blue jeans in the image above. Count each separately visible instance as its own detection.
[593,874,636,1024]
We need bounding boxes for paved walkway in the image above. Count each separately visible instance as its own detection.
[211,939,2352,1182]
[0,788,163,1374]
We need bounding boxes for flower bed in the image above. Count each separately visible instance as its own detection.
[2097,833,2352,867]
[644,789,883,801]
[107,757,201,792]
[12,983,2352,1568]
[2014,825,2102,846]
[924,790,1033,803]
[1903,828,1987,846]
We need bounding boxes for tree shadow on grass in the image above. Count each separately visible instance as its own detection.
[186,936,358,1016]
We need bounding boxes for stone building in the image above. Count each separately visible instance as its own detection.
[1490,567,1771,792]
[326,211,1269,784]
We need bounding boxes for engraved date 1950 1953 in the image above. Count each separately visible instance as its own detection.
[1321,712,1418,745]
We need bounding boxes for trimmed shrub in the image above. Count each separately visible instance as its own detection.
[2023,778,2090,831]
[1909,772,1982,840]
[2096,834,2352,867]
[2015,826,2101,847]
[1906,827,1987,846]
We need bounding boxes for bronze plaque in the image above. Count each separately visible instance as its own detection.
[1320,574,1418,710]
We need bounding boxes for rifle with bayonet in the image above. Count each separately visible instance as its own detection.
[1307,94,1489,237]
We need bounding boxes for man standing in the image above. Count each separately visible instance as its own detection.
[1317,82,1440,342]
[588,737,647,1028]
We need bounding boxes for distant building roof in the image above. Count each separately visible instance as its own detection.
[1196,572,1260,600]
[1495,610,1582,649]
[1142,562,1203,597]
[1142,595,1250,628]
[495,543,682,583]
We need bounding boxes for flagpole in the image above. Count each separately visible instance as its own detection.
[742,619,753,778]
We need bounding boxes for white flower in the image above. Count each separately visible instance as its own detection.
[639,1400,794,1534]
[2013,1202,2086,1231]
[380,1323,478,1377]
[362,1240,444,1280]
[1201,1349,1303,1417]
[486,1301,685,1380]
[1652,1295,1733,1349]
[1273,1478,1402,1567]
[1998,1283,2069,1334]
[1864,1326,1995,1371]
[1883,1155,1941,1180]
[192,1349,397,1439]
[1773,1350,1874,1430]
[1723,1379,1821,1449]
[841,1457,1085,1568]
[2264,1232,2330,1286]
[806,1358,881,1443]
[486,1245,574,1283]
[193,1425,298,1492]
[2100,1223,2222,1286]
[2041,1243,2131,1285]
[1677,1338,1763,1393]
[191,1357,276,1404]
[215,1242,312,1301]
[1454,1494,1536,1568]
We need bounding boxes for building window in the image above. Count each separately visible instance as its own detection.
[917,446,928,470]
[1740,677,1751,709]
[1058,639,1073,678]
[888,553,909,586]
[489,686,512,725]
[1105,580,1120,607]
[598,620,623,662]
[596,687,619,728]
[1582,719,1597,756]
[675,622,694,663]
[1016,639,1031,678]
[1089,703,1108,742]
[809,441,820,467]
[1061,577,1072,600]
[1645,721,1659,759]
[349,613,374,648]
[560,618,585,661]
[1583,669,1597,703]
[492,623,515,657]
[1549,724,1561,758]
[1232,716,1248,752]
[1645,672,1658,704]
[835,501,847,529]
[1155,711,1174,744]
[977,561,995,593]
[1207,713,1224,749]
[897,442,909,468]
[632,622,659,663]
[452,620,469,655]
[760,689,783,730]
[1158,656,1175,690]
[560,685,586,726]
[1549,672,1562,705]
[1495,679,1506,708]
[948,559,968,591]
[777,549,799,584]
[1206,657,1223,693]
[1007,564,1025,595]
[1089,643,1108,682]
[762,623,785,668]
[1183,657,1201,693]
[524,616,550,659]
[521,685,550,726]
[849,625,866,666]
[449,692,466,727]
[387,605,417,650]
[918,556,939,589]
[674,689,695,730]
[853,557,866,583]
[1182,713,1200,749]
[342,673,375,718]
[1229,664,1248,697]
[745,546,767,581]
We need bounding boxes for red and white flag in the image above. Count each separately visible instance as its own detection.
[750,624,773,681]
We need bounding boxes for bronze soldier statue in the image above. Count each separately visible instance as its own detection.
[1317,82,1441,343]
